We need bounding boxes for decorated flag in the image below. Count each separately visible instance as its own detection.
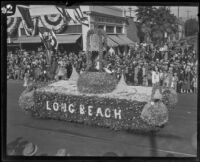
[39,27,58,52]
[56,6,71,23]
[22,17,39,36]
[73,6,89,26]
[57,5,89,26]
[17,5,35,36]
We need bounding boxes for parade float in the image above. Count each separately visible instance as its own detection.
[19,29,178,132]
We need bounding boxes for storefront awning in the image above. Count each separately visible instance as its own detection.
[108,35,127,46]
[57,34,81,43]
[10,34,82,44]
[107,37,118,47]
[11,36,40,43]
[118,35,135,45]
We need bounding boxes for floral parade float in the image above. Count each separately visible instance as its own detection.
[19,29,178,132]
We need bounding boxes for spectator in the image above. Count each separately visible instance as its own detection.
[6,41,197,95]
[171,73,179,91]
[192,75,197,94]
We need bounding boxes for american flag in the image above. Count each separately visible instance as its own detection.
[56,5,89,26]
[39,27,58,52]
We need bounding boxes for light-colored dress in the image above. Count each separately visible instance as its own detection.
[23,73,29,87]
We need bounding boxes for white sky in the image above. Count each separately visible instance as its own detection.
[116,6,198,20]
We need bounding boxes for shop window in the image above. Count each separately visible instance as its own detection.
[106,26,114,33]
[116,26,122,33]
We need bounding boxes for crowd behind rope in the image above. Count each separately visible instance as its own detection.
[7,42,198,94]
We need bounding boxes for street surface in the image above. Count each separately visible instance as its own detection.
[6,80,197,156]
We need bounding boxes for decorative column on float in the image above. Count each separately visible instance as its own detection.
[86,28,107,72]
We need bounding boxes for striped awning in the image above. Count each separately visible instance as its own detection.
[108,35,127,46]
[118,35,135,45]
[11,36,40,43]
[56,34,81,43]
[107,37,118,47]
[10,34,81,44]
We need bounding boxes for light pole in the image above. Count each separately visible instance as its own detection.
[178,6,179,18]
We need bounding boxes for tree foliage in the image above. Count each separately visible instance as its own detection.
[135,6,179,43]
[184,18,198,37]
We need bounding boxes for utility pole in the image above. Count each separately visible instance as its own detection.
[178,6,179,18]
[127,7,135,21]
[128,6,132,17]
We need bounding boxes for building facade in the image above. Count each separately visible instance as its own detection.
[8,5,134,52]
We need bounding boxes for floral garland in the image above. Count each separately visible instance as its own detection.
[40,14,68,34]
[7,17,21,36]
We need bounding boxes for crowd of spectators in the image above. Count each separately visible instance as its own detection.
[105,42,198,94]
[7,42,198,94]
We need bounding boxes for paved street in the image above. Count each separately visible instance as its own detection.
[6,80,197,156]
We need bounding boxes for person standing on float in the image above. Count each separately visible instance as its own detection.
[151,66,162,100]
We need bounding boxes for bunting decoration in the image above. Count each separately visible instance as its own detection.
[22,17,39,36]
[40,14,68,34]
[7,17,21,36]
[18,6,35,36]
[7,6,89,37]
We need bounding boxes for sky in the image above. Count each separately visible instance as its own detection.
[116,6,198,21]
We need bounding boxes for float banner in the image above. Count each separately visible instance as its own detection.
[33,91,153,131]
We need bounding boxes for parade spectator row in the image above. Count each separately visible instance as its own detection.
[7,42,198,93]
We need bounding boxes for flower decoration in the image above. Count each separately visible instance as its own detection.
[140,101,168,127]
[18,82,164,133]
[162,88,178,109]
[40,14,68,34]
[77,72,118,94]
